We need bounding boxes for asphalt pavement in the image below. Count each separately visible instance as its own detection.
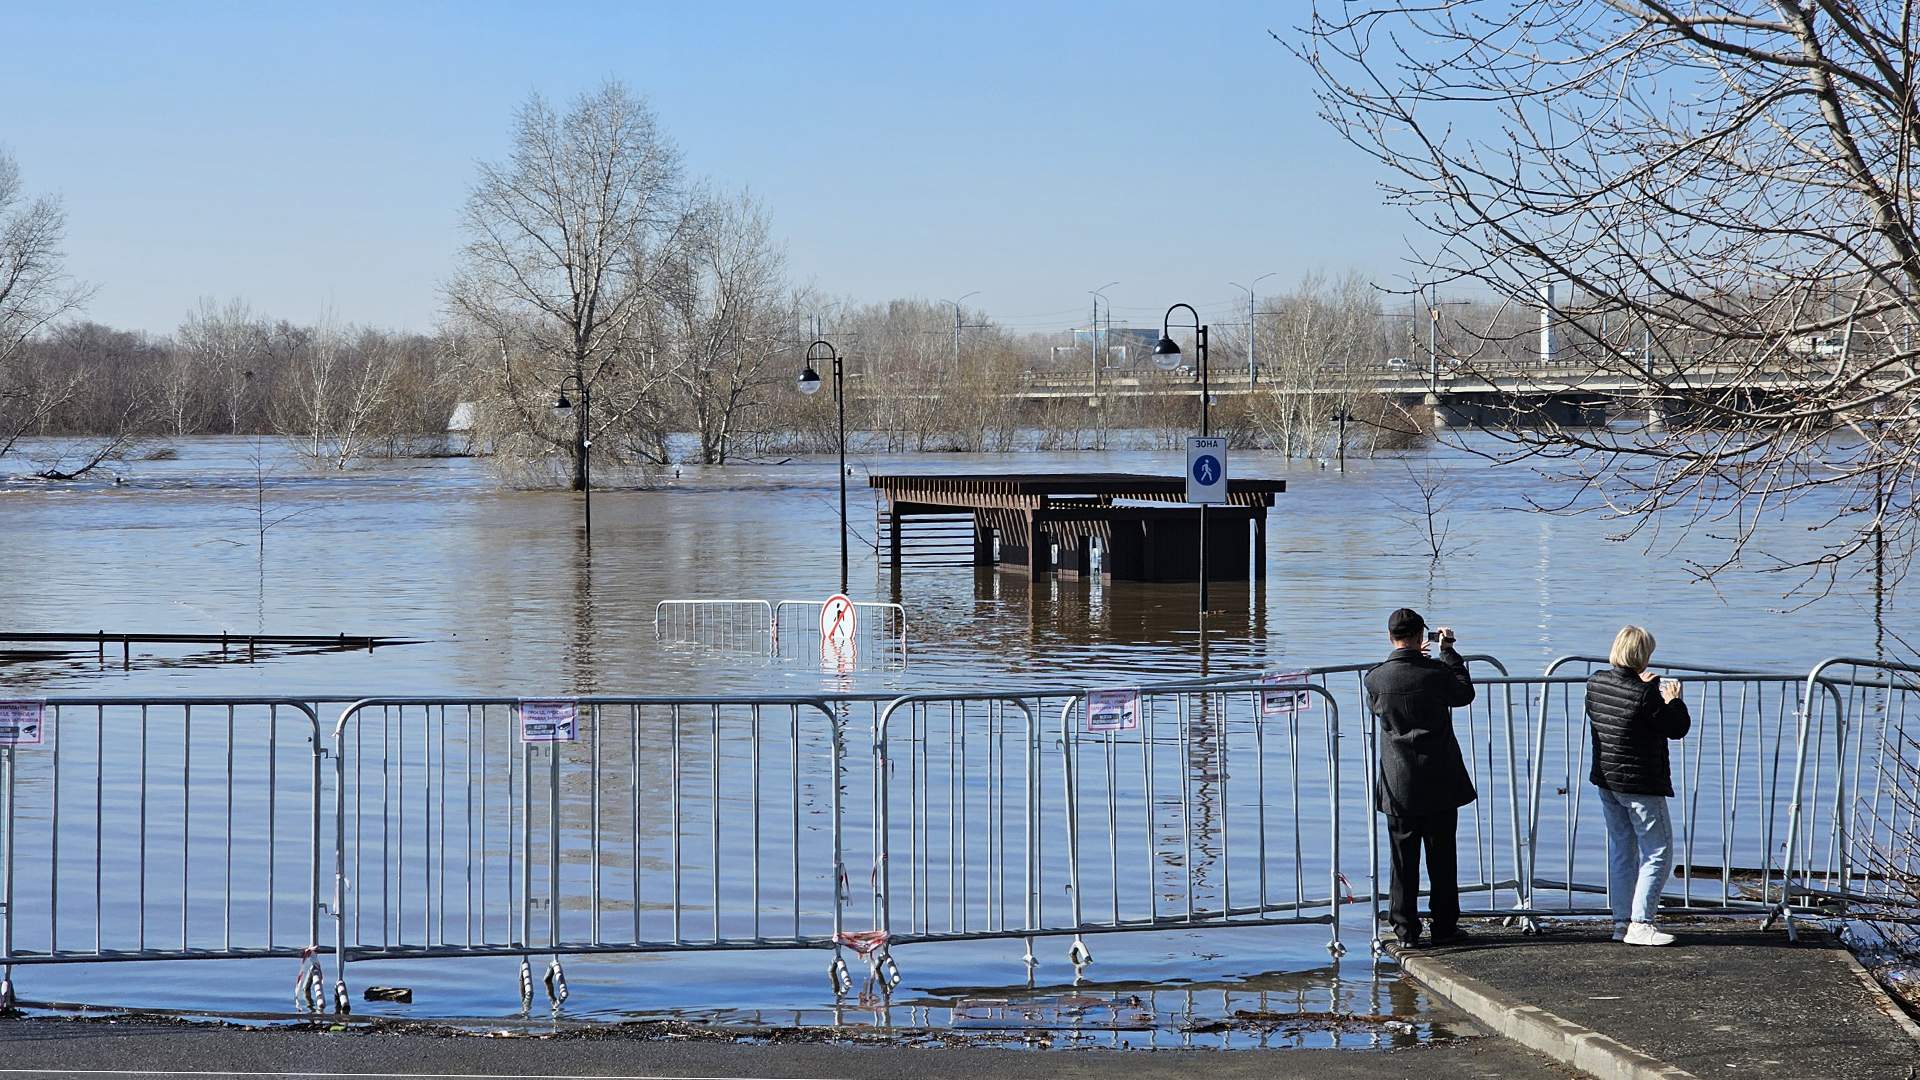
[0,1015,1578,1079]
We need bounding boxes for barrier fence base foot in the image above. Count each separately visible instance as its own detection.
[518,958,533,1010]
[544,959,568,1008]
[1327,938,1348,959]
[333,981,350,1016]
[829,957,852,996]
[1,978,15,1012]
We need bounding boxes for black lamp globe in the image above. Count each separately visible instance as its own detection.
[797,367,823,395]
[1152,334,1183,370]
[553,393,572,416]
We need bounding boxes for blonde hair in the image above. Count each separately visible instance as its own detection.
[1610,625,1656,672]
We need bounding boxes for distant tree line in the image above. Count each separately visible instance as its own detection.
[0,84,1429,484]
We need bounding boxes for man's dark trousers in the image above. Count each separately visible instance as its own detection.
[1387,808,1459,941]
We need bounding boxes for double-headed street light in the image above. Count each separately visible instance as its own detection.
[553,373,590,550]
[1152,303,1213,613]
[797,339,848,595]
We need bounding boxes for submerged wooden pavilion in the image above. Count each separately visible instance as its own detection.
[869,473,1285,583]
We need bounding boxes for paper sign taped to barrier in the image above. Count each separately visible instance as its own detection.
[1261,672,1313,715]
[0,699,45,747]
[518,699,579,744]
[1086,688,1140,733]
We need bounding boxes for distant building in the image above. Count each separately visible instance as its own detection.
[1069,325,1160,368]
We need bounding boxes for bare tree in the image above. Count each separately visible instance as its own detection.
[1383,460,1459,562]
[0,151,93,457]
[177,299,266,434]
[274,322,402,468]
[660,193,794,465]
[1301,2,1920,588]
[448,81,686,489]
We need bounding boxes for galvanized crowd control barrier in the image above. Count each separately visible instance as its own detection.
[653,598,909,670]
[1,655,1916,1015]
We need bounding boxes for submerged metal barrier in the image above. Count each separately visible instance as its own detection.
[652,598,909,670]
[652,600,774,657]
[773,599,909,671]
[2,653,1914,1015]
[0,697,326,1011]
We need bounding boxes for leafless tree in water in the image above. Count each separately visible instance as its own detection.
[1383,460,1459,561]
[447,81,688,489]
[658,193,800,465]
[1300,1,1920,590]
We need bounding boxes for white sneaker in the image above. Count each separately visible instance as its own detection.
[1612,922,1629,942]
[1624,922,1675,946]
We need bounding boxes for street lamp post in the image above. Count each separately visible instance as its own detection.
[553,374,590,550]
[1090,281,1118,407]
[1230,273,1275,386]
[941,291,979,364]
[797,339,848,595]
[1152,303,1212,614]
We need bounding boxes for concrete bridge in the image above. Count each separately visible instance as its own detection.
[864,360,1851,426]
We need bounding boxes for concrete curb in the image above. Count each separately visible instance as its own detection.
[1396,949,1700,1080]
[1832,940,1920,1044]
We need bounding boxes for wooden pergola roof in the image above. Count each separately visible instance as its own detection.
[869,472,1284,510]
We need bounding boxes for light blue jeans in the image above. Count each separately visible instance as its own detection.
[1596,787,1672,924]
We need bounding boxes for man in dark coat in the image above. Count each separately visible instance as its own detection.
[1363,607,1477,947]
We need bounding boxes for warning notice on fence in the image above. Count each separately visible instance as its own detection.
[0,700,45,747]
[1261,672,1313,715]
[517,699,579,744]
[1086,688,1140,733]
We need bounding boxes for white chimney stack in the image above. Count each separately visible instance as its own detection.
[1538,281,1557,365]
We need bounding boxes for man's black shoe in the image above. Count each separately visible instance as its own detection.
[1394,934,1424,950]
[1429,925,1472,946]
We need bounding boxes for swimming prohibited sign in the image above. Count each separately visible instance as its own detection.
[1261,672,1313,715]
[517,699,579,744]
[0,700,44,746]
[1085,688,1140,733]
[821,593,858,670]
[1186,437,1228,504]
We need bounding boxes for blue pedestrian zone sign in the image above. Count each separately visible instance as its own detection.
[1185,436,1228,504]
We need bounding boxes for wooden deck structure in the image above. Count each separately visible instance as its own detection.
[869,473,1285,583]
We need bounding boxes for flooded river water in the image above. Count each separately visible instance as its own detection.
[0,436,1904,1042]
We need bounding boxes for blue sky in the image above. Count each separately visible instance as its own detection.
[2,1,1421,336]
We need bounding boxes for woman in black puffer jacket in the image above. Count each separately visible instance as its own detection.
[1585,625,1691,947]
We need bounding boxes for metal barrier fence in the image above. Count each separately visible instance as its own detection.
[773,599,909,671]
[652,599,909,671]
[1789,659,1920,922]
[325,696,848,1011]
[0,698,326,1011]
[2,654,1916,1015]
[1514,673,1837,927]
[653,600,774,657]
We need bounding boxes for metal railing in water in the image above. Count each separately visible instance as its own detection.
[324,696,849,1012]
[652,598,909,670]
[652,600,774,657]
[0,698,328,1010]
[1,655,1915,1015]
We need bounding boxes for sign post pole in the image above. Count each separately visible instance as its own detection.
[1186,435,1229,615]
